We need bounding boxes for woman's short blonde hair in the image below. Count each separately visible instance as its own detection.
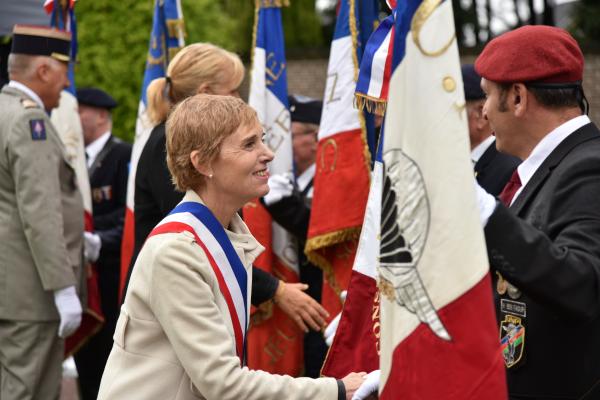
[166,94,258,191]
[146,43,245,124]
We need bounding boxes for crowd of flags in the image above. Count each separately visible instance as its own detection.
[50,0,509,396]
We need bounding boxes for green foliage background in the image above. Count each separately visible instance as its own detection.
[75,0,325,143]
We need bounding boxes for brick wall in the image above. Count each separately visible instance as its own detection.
[242,54,600,125]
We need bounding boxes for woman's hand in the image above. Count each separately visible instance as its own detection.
[273,281,330,332]
[341,372,367,400]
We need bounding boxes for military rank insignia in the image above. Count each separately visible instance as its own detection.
[500,314,525,368]
[29,119,46,141]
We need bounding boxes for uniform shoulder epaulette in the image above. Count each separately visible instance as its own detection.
[21,98,40,109]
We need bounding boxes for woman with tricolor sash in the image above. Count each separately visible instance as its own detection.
[98,94,365,399]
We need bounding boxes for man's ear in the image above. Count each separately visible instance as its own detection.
[513,83,528,117]
[190,150,213,178]
[36,60,51,83]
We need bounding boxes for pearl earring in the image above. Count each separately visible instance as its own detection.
[208,174,213,178]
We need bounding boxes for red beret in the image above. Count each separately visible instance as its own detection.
[475,25,583,84]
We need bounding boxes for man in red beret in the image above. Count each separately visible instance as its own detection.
[474,25,600,399]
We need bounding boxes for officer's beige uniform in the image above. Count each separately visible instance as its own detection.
[0,85,84,399]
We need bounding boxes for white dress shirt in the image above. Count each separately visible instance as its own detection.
[471,135,496,164]
[296,163,315,199]
[85,131,111,168]
[476,115,591,226]
[8,80,45,110]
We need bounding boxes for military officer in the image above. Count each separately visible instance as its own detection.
[75,87,131,400]
[0,25,84,399]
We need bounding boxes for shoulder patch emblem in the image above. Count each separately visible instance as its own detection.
[21,99,39,109]
[29,120,47,141]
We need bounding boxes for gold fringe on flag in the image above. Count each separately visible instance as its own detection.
[354,92,388,116]
[256,0,290,8]
[305,227,362,297]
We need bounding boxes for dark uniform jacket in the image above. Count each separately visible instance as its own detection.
[485,122,600,399]
[474,141,521,196]
[76,134,131,400]
[89,135,131,319]
[127,122,278,305]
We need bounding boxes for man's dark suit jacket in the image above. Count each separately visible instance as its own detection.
[485,122,600,399]
[75,135,131,400]
[127,122,278,305]
[474,140,521,196]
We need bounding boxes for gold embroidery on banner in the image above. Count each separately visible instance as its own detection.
[266,52,286,86]
[166,19,185,39]
[326,73,341,104]
[372,291,381,355]
[320,138,338,172]
[411,0,455,57]
[378,277,395,301]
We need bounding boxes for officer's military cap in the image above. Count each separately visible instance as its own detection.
[288,95,322,125]
[11,25,71,62]
[461,64,485,101]
[77,87,118,110]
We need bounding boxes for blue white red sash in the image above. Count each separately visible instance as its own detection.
[148,202,248,362]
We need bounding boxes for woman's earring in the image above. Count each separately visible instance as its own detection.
[208,174,213,179]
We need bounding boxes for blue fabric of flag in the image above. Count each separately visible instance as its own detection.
[392,0,427,69]
[168,202,248,311]
[255,7,289,107]
[49,1,77,95]
[355,15,394,98]
[140,0,184,106]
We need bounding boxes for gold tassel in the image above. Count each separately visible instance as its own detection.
[354,93,388,116]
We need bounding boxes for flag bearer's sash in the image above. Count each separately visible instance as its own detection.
[148,202,248,362]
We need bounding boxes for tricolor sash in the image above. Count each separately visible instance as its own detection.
[148,202,248,362]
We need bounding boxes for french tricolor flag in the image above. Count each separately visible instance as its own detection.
[244,1,303,376]
[119,0,185,300]
[378,0,507,398]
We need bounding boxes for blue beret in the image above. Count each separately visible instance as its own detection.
[288,95,322,125]
[76,87,117,109]
[462,64,485,101]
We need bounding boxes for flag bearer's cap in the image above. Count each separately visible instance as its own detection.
[77,88,118,109]
[475,25,583,85]
[11,25,71,63]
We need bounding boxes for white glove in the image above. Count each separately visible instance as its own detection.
[53,286,82,338]
[324,290,347,346]
[263,172,294,206]
[352,370,380,400]
[83,231,101,263]
[474,180,496,227]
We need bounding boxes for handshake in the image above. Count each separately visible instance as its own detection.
[342,370,380,400]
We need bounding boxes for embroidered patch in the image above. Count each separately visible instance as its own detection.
[500,299,526,318]
[29,120,46,141]
[92,186,112,203]
[500,314,525,368]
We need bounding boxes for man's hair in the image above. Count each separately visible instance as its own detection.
[498,82,580,111]
[165,94,257,192]
[7,54,61,81]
